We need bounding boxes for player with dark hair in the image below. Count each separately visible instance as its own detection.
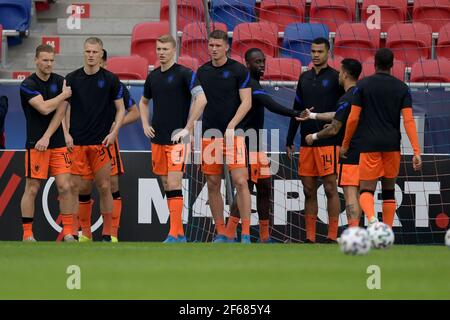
[300,58,363,228]
[19,44,75,241]
[224,48,302,242]
[140,34,207,243]
[341,48,422,226]
[286,37,345,243]
[64,37,126,242]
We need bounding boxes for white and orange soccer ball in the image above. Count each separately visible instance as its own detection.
[339,227,371,255]
[367,222,395,249]
[445,229,450,248]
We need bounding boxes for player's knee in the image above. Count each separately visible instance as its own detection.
[303,186,317,199]
[206,177,221,193]
[323,181,338,197]
[96,179,111,194]
[233,176,249,191]
[166,180,181,190]
[25,183,40,197]
[57,181,72,196]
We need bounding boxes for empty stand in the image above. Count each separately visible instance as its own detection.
[410,58,450,82]
[107,55,149,80]
[361,58,406,80]
[130,21,169,66]
[361,0,407,33]
[259,0,305,30]
[437,23,450,59]
[232,22,279,58]
[263,57,301,81]
[309,0,356,32]
[160,0,205,31]
[211,0,256,31]
[334,23,380,62]
[177,55,199,71]
[413,0,450,33]
[0,0,31,45]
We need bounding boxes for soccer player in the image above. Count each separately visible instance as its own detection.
[224,48,302,242]
[19,44,75,241]
[195,30,252,243]
[286,37,345,243]
[139,34,207,243]
[341,48,422,226]
[300,58,363,228]
[64,37,125,242]
[71,49,140,242]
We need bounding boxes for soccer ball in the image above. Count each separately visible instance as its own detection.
[339,227,371,255]
[445,229,450,247]
[367,222,395,249]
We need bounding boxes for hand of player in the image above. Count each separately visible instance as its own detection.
[171,128,190,144]
[225,127,235,142]
[143,124,155,139]
[35,135,50,152]
[323,123,331,129]
[296,107,314,121]
[102,132,116,147]
[62,80,72,99]
[412,154,422,171]
[286,145,294,160]
[339,146,348,159]
[65,133,74,152]
[110,121,116,133]
[305,134,314,146]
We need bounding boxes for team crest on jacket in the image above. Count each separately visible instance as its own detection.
[50,84,58,93]
[322,79,329,87]
[98,79,105,88]
[223,70,230,79]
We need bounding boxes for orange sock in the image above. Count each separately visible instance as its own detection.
[241,218,250,236]
[348,218,359,227]
[259,219,270,241]
[61,214,73,236]
[305,215,317,242]
[72,212,79,236]
[167,196,183,237]
[382,200,396,227]
[225,216,240,239]
[327,216,339,240]
[215,218,226,235]
[102,212,112,236]
[112,197,122,238]
[360,192,375,222]
[22,222,33,239]
[78,200,93,239]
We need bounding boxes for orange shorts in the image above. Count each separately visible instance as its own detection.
[25,147,72,179]
[298,145,338,177]
[152,143,189,176]
[359,151,401,180]
[70,145,112,178]
[249,151,271,183]
[201,136,247,175]
[110,139,124,176]
[338,163,360,187]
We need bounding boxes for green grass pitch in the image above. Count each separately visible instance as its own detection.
[0,242,449,300]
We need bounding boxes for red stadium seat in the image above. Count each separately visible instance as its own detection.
[177,55,199,71]
[230,54,246,64]
[410,58,450,82]
[181,22,227,65]
[308,55,343,70]
[107,55,149,80]
[413,0,450,33]
[334,23,380,62]
[131,21,169,66]
[361,0,407,33]
[259,0,306,30]
[361,58,406,80]
[160,0,205,31]
[263,57,302,81]
[309,0,356,32]
[386,23,432,66]
[231,22,279,58]
[437,23,450,59]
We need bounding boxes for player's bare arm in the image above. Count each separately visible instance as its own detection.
[103,98,125,147]
[305,118,343,146]
[139,96,155,138]
[28,80,71,115]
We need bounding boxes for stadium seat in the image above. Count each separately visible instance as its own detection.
[230,54,245,64]
[436,23,450,59]
[259,0,306,30]
[334,23,380,62]
[361,0,407,33]
[177,55,199,71]
[35,0,50,12]
[281,23,329,65]
[263,57,302,81]
[107,55,149,80]
[232,22,279,58]
[386,23,432,66]
[211,0,256,31]
[181,22,228,65]
[308,55,343,70]
[413,0,450,33]
[0,0,31,45]
[410,58,450,82]
[309,0,356,32]
[361,58,406,80]
[130,21,169,66]
[160,0,205,31]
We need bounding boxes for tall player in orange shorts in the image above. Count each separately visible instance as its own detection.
[19,44,76,241]
[286,38,345,243]
[70,49,139,242]
[65,37,125,242]
[300,58,363,228]
[341,48,422,226]
[140,34,207,243]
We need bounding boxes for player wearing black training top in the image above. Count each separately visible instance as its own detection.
[300,58,363,228]
[19,44,75,242]
[139,34,207,243]
[224,48,301,243]
[286,37,344,243]
[195,30,252,243]
[65,37,125,242]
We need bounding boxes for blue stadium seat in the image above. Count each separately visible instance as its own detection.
[0,0,31,45]
[211,0,256,31]
[281,23,329,65]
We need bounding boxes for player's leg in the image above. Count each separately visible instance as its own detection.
[230,167,251,242]
[166,170,184,241]
[93,161,113,241]
[301,175,319,243]
[359,152,384,224]
[54,173,76,241]
[205,174,226,238]
[343,186,361,227]
[77,177,93,240]
[20,178,41,241]
[380,151,401,227]
[110,174,122,241]
[256,177,272,242]
[322,174,340,242]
